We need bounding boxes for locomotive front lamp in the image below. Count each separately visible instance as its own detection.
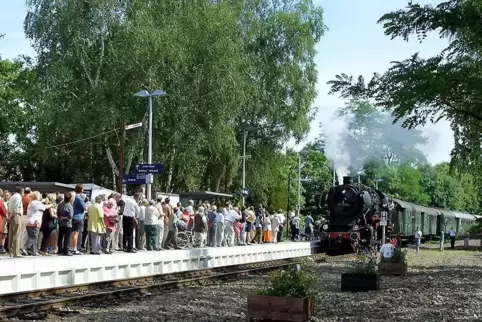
[322,223,329,230]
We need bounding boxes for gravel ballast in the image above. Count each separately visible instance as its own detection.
[36,249,482,322]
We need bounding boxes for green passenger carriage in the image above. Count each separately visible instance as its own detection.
[390,198,475,243]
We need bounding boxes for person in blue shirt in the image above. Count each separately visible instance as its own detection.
[70,184,87,255]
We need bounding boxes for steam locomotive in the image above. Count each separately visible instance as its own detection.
[318,176,394,254]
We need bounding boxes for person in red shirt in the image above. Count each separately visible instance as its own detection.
[0,189,7,254]
[22,187,31,216]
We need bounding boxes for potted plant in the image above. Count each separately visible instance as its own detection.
[247,258,316,322]
[341,252,379,292]
[378,247,408,276]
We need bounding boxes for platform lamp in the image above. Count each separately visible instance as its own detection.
[133,89,167,201]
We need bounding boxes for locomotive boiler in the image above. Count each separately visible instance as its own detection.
[319,176,392,254]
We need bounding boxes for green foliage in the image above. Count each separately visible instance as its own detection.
[346,253,377,275]
[380,248,407,265]
[257,259,316,298]
[0,0,326,198]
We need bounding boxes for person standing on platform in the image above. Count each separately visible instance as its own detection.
[304,213,314,241]
[277,211,285,242]
[144,200,160,250]
[245,207,255,244]
[87,195,106,255]
[0,189,7,254]
[251,210,263,244]
[39,194,57,255]
[7,187,24,258]
[207,205,217,247]
[449,227,456,249]
[20,187,31,256]
[164,204,181,249]
[136,199,147,251]
[25,191,51,256]
[57,192,74,256]
[80,196,91,252]
[1,190,10,255]
[193,206,208,247]
[291,213,300,241]
[224,205,240,247]
[262,213,272,243]
[70,184,87,255]
[238,207,247,246]
[162,198,172,248]
[122,193,141,253]
[215,206,224,247]
[102,198,118,254]
[271,212,280,243]
[113,193,125,251]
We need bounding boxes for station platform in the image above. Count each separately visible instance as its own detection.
[0,241,320,295]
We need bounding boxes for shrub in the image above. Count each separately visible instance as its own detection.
[257,258,316,298]
[346,253,377,275]
[380,247,407,265]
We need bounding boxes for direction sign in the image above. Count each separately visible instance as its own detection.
[240,187,251,197]
[123,173,146,184]
[135,163,165,174]
[125,122,143,130]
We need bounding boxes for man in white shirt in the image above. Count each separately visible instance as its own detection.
[379,242,395,260]
[224,206,240,247]
[215,208,224,247]
[7,187,24,257]
[277,212,285,242]
[449,227,456,249]
[271,213,280,243]
[414,227,422,253]
[122,193,141,253]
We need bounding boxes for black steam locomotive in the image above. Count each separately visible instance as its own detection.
[318,176,393,254]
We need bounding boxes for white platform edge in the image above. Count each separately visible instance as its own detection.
[0,241,320,295]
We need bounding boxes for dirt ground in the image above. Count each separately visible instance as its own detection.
[37,249,482,322]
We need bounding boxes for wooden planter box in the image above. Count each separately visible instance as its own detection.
[341,273,379,292]
[246,295,314,322]
[378,262,407,276]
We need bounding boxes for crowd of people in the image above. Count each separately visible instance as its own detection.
[0,185,317,258]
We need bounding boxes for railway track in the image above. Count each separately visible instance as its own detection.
[0,253,355,320]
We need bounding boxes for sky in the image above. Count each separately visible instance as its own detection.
[0,0,453,164]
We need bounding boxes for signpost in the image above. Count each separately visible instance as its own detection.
[119,121,144,195]
[123,173,147,185]
[125,122,143,130]
[380,211,387,245]
[135,163,165,174]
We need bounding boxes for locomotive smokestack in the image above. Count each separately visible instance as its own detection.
[343,176,354,185]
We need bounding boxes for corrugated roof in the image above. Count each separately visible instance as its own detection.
[392,198,413,210]
[416,205,439,217]
[0,182,74,193]
[453,212,475,220]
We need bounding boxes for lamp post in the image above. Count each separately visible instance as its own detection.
[133,89,167,201]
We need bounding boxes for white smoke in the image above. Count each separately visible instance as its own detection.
[323,111,351,183]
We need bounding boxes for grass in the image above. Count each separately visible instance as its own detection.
[406,249,480,267]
